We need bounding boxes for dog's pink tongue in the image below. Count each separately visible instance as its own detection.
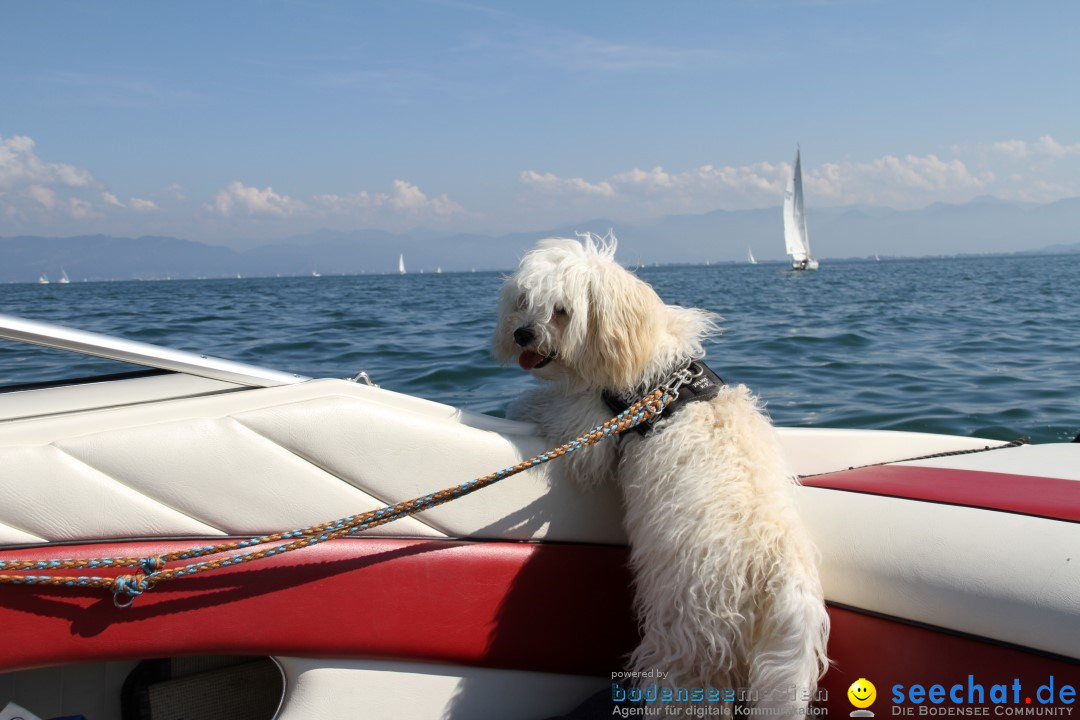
[518,350,543,370]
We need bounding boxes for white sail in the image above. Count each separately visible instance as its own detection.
[783,148,818,270]
[398,254,406,275]
[59,269,71,284]
[38,273,49,285]
[748,248,757,265]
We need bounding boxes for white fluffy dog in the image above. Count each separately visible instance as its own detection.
[494,235,828,714]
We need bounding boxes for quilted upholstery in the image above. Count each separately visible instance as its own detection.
[0,379,627,546]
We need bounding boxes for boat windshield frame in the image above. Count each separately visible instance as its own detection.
[0,313,308,389]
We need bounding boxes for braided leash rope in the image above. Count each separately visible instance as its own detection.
[0,388,673,607]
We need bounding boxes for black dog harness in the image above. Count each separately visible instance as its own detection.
[602,359,725,436]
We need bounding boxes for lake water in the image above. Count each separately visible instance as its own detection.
[1,255,1076,444]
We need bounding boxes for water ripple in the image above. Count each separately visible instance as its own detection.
[1,256,1077,442]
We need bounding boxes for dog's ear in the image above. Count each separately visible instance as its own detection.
[580,265,659,391]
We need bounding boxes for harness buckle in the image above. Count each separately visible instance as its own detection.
[665,361,703,396]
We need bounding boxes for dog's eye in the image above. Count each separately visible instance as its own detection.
[553,306,568,317]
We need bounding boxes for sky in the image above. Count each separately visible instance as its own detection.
[2,0,1079,249]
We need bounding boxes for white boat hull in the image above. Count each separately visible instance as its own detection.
[0,319,1076,718]
[791,257,820,271]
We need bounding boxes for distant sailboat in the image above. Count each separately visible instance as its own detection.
[38,273,49,285]
[398,254,406,275]
[748,248,758,265]
[783,147,819,271]
[436,267,442,274]
[58,269,71,284]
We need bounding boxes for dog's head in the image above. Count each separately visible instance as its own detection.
[493,234,719,392]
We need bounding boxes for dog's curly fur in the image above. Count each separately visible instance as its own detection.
[494,235,829,714]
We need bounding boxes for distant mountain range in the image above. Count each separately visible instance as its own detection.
[3,196,1078,282]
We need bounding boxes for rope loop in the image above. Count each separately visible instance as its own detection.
[112,575,146,607]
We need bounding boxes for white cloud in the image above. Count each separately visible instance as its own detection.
[213,181,305,216]
[101,190,158,213]
[522,162,784,206]
[690,162,786,195]
[384,179,462,215]
[958,135,1080,203]
[520,151,1009,213]
[0,134,118,225]
[27,184,57,209]
[68,198,96,219]
[989,134,1080,160]
[129,197,159,212]
[23,183,98,219]
[387,179,429,211]
[311,190,372,213]
[0,134,96,191]
[809,154,991,206]
[992,139,1029,159]
[1033,135,1080,158]
[222,179,463,222]
[611,166,675,190]
[519,170,615,197]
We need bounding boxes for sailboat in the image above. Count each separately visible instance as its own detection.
[783,147,819,271]
[37,273,49,285]
[398,254,406,275]
[748,248,758,265]
[58,269,71,284]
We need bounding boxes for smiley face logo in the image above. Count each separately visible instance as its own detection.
[848,678,877,709]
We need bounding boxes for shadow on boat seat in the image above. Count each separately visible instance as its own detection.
[440,476,639,720]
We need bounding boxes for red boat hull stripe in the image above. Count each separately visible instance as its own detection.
[802,465,1080,522]
[0,537,1074,709]
[0,537,638,675]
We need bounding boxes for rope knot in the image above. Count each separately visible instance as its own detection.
[112,575,150,607]
[139,556,165,575]
[112,559,164,608]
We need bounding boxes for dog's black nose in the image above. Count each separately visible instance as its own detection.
[513,327,535,347]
